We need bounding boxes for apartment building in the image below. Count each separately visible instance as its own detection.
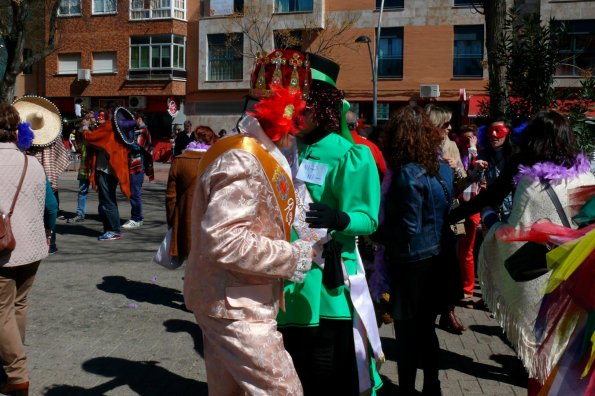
[35,0,199,138]
[26,0,594,134]
[192,0,490,130]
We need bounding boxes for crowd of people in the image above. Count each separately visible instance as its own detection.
[0,48,594,396]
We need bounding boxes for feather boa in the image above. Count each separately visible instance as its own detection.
[16,122,35,151]
[184,141,210,152]
[513,154,591,186]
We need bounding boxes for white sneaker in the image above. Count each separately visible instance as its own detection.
[122,220,143,229]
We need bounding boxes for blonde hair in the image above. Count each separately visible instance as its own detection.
[424,104,452,129]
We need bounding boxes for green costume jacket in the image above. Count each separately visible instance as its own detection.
[278,132,381,327]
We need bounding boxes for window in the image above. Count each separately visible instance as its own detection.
[129,35,186,79]
[275,0,313,13]
[23,49,33,75]
[93,0,116,14]
[58,53,81,74]
[208,34,243,81]
[453,25,484,77]
[130,0,186,20]
[350,103,360,118]
[377,0,403,9]
[378,27,403,78]
[556,20,595,76]
[208,0,244,15]
[377,103,390,121]
[59,0,81,16]
[92,52,117,73]
[274,30,302,51]
[454,0,476,6]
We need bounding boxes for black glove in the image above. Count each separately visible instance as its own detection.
[305,202,350,231]
[322,238,345,290]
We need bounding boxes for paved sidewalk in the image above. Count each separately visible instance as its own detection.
[21,166,528,395]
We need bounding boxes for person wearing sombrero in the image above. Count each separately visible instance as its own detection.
[274,53,383,395]
[183,49,314,395]
[13,96,69,255]
[84,104,133,241]
[114,109,154,230]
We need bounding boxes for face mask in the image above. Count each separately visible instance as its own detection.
[279,136,298,176]
[489,125,509,139]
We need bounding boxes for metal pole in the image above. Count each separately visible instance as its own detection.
[373,0,385,128]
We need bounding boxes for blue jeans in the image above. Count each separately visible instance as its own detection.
[130,171,144,222]
[77,179,90,218]
[96,171,121,233]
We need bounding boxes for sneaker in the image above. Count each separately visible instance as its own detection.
[66,215,85,223]
[122,220,143,229]
[48,246,58,255]
[98,231,121,241]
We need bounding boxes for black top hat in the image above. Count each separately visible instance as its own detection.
[305,53,340,85]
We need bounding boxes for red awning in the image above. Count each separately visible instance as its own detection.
[467,95,489,117]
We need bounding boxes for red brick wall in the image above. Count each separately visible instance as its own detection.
[44,1,189,98]
[341,25,486,102]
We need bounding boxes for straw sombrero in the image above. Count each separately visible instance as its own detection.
[113,107,136,146]
[12,96,62,147]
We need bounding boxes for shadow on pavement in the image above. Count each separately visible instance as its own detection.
[163,319,205,357]
[468,324,511,346]
[97,276,187,311]
[42,357,207,395]
[376,374,401,395]
[56,224,101,238]
[440,349,527,387]
[380,336,397,362]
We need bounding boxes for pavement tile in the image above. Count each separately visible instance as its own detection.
[22,169,528,395]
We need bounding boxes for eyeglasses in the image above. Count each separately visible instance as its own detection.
[442,121,451,129]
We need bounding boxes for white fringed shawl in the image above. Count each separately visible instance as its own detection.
[478,161,595,382]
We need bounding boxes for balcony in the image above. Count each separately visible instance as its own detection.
[127,69,187,81]
[130,1,186,21]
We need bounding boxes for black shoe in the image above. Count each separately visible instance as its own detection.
[48,246,58,255]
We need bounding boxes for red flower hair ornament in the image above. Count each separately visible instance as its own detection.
[249,86,306,142]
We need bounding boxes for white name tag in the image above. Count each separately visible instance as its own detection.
[296,159,328,185]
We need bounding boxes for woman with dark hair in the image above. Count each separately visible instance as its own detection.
[478,110,595,392]
[476,118,517,220]
[379,105,454,395]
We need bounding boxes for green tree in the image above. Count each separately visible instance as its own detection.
[558,76,595,154]
[0,0,61,103]
[503,11,561,119]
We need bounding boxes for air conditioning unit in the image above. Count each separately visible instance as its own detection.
[77,69,91,81]
[129,95,147,109]
[74,97,91,110]
[420,84,440,98]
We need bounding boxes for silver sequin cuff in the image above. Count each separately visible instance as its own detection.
[289,239,312,283]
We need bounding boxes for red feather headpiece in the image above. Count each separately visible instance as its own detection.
[249,86,306,142]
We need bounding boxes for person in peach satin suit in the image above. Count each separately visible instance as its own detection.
[183,85,312,396]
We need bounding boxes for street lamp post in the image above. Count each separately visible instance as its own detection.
[355,35,375,127]
[355,0,385,128]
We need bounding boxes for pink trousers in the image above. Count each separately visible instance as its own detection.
[195,313,303,396]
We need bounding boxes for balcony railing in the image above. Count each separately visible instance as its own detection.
[130,2,186,21]
[127,69,187,80]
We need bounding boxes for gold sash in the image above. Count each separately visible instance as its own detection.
[197,135,296,242]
